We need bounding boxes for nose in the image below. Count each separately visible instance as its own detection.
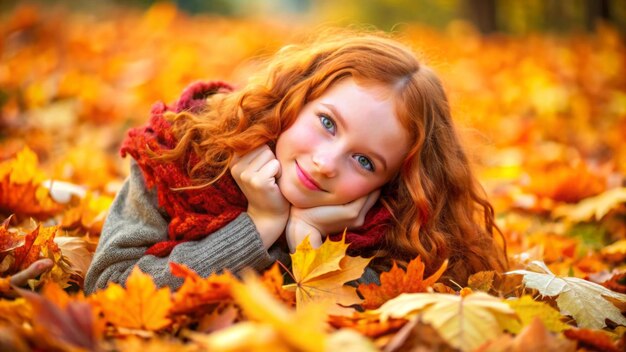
[312,150,338,178]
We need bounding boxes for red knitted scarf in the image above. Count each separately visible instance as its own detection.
[120,81,392,257]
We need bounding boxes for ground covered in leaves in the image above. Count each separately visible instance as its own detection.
[1,3,626,351]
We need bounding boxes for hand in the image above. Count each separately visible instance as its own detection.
[230,145,290,248]
[285,190,380,253]
[10,258,54,287]
[291,190,380,235]
[285,210,323,253]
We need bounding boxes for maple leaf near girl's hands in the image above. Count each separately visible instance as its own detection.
[284,234,372,311]
[358,256,448,309]
[507,260,626,329]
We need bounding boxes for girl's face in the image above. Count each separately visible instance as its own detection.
[275,78,411,208]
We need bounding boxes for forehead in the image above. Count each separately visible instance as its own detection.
[316,78,410,167]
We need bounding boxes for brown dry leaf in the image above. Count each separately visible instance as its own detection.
[284,235,372,310]
[260,262,295,307]
[563,328,622,352]
[54,236,93,279]
[231,270,328,352]
[0,147,64,220]
[94,266,172,331]
[468,271,496,292]
[169,262,236,316]
[358,256,448,309]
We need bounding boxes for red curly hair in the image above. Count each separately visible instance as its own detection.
[160,30,507,285]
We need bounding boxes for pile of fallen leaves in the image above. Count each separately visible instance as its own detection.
[1,3,626,351]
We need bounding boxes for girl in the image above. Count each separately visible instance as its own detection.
[84,30,507,294]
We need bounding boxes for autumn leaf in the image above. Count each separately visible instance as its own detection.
[284,235,372,310]
[94,266,172,331]
[563,328,622,352]
[508,260,626,329]
[371,292,516,352]
[60,191,113,236]
[467,270,496,292]
[553,187,626,222]
[186,321,289,352]
[476,318,576,352]
[358,256,448,309]
[231,270,328,352]
[601,239,626,263]
[18,285,100,351]
[327,311,407,338]
[197,303,238,333]
[0,147,64,220]
[523,162,606,204]
[169,262,236,316]
[260,262,295,307]
[502,295,571,333]
[383,317,456,352]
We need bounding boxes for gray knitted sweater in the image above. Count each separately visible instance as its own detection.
[84,160,379,294]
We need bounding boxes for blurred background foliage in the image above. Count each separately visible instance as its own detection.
[0,0,625,283]
[1,0,625,34]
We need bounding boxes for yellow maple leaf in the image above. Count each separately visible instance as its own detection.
[284,235,372,310]
[371,292,516,352]
[503,295,571,334]
[231,270,327,352]
[94,266,172,331]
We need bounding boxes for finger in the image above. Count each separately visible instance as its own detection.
[246,147,277,173]
[360,189,381,215]
[10,259,54,287]
[232,145,273,171]
[308,231,323,249]
[255,159,281,184]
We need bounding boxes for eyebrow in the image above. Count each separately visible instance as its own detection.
[321,103,388,171]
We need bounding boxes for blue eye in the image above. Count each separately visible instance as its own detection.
[319,115,336,134]
[355,155,374,172]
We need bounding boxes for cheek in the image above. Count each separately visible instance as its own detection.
[333,177,382,203]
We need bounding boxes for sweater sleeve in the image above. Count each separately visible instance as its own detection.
[83,159,280,294]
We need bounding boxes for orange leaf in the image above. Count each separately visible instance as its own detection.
[327,312,407,338]
[170,262,236,316]
[95,266,172,331]
[0,147,63,220]
[260,262,295,307]
[358,256,448,309]
[563,328,621,352]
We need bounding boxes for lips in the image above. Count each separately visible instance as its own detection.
[295,161,324,191]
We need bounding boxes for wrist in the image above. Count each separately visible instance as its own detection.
[247,208,289,249]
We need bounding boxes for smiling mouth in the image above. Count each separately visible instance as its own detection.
[295,161,324,191]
